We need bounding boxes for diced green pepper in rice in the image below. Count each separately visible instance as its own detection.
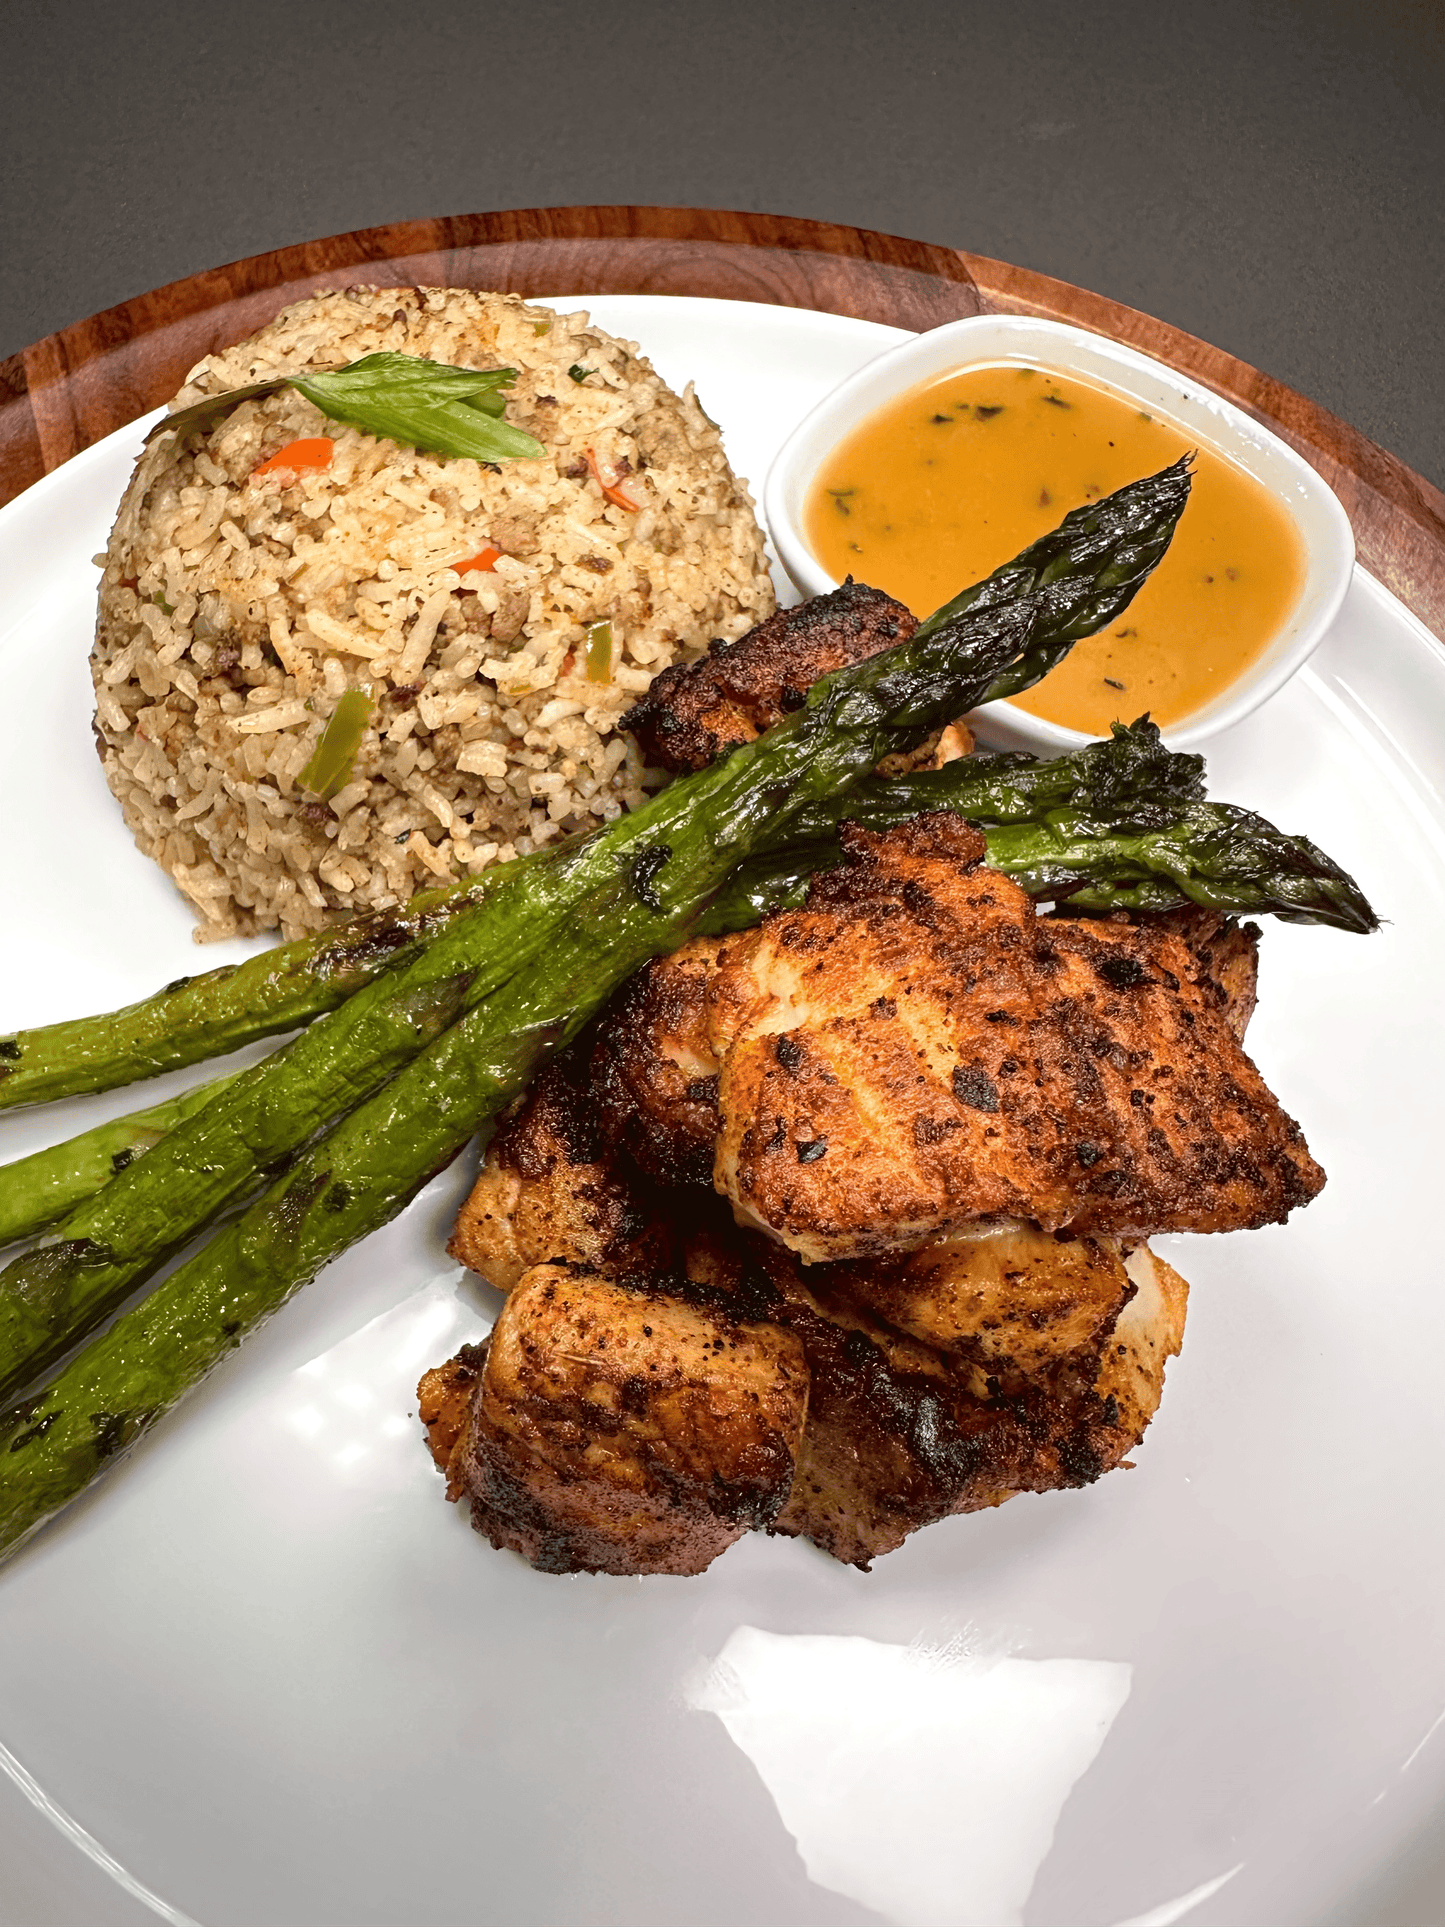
[299,689,374,800]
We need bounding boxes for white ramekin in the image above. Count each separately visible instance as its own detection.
[762,313,1355,752]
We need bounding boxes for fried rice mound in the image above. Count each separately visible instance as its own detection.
[92,287,775,939]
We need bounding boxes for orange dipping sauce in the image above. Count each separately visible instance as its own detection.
[804,364,1306,734]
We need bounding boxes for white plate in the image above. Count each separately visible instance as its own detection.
[0,294,1442,1927]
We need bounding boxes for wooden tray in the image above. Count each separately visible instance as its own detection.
[4,205,1441,639]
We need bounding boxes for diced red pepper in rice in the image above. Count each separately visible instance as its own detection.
[585,448,643,512]
[252,438,334,479]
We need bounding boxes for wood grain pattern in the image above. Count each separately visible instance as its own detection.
[3,205,1441,642]
[0,209,984,508]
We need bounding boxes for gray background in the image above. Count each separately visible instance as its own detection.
[3,0,1444,491]
[1,2,1443,1923]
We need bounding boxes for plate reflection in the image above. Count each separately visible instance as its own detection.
[690,1626,1131,1927]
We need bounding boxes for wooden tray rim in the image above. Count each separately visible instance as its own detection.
[4,203,1440,642]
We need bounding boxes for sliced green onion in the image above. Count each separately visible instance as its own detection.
[145,377,291,447]
[148,353,545,466]
[568,364,594,383]
[298,688,374,800]
[585,621,613,683]
[291,355,544,464]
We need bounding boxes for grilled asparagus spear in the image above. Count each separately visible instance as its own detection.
[0,715,1377,1280]
[0,864,533,1112]
[701,721,1379,935]
[0,1069,241,1250]
[0,534,1206,1545]
[0,867,686,1559]
[0,595,1384,1555]
[0,462,1195,1114]
[915,454,1195,705]
[0,587,1052,1401]
[0,725,1377,1264]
